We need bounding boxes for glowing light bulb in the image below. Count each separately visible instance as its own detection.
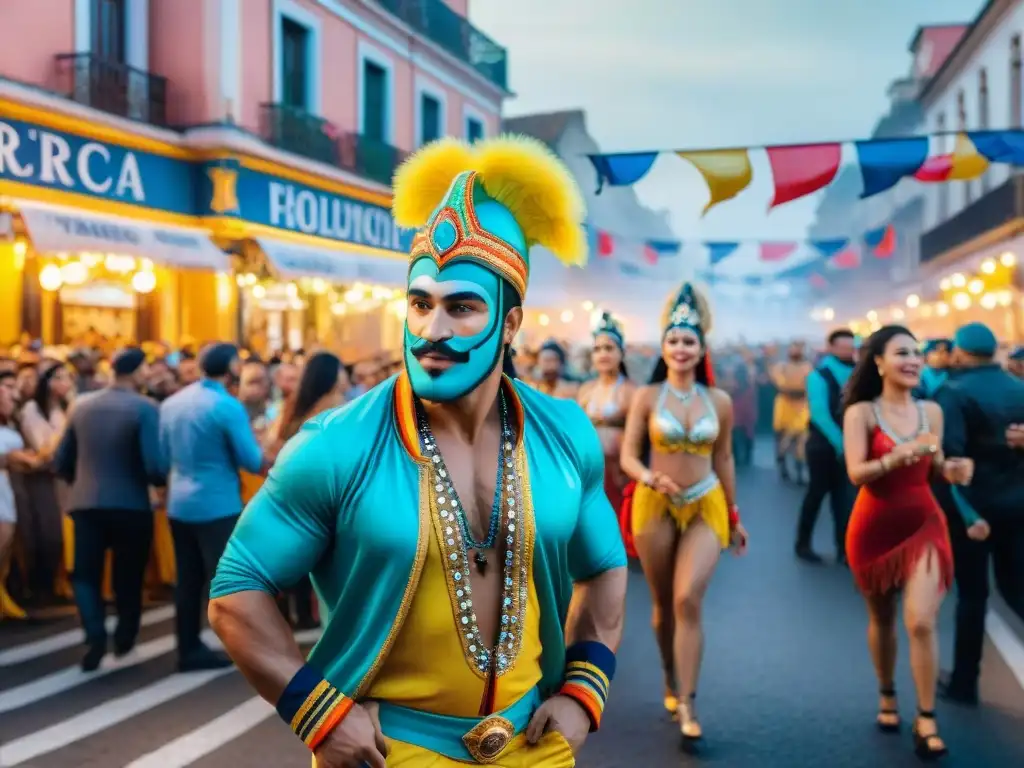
[582,300,594,312]
[538,313,550,327]
[936,302,949,316]
[967,278,984,295]
[980,293,997,310]
[13,240,27,259]
[251,284,266,299]
[952,292,971,310]
[331,302,347,316]
[981,259,996,274]
[906,294,920,308]
[951,273,967,288]
[286,282,299,298]
[131,270,157,294]
[939,278,952,291]
[892,308,905,320]
[60,261,88,286]
[866,310,878,322]
[311,278,328,295]
[39,264,63,291]
[560,310,573,323]
[1000,251,1017,267]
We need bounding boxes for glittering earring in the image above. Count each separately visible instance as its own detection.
[878,366,885,377]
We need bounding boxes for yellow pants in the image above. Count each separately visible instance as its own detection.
[313,731,575,767]
[772,396,809,435]
[631,480,730,549]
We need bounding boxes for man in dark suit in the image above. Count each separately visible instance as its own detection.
[55,347,165,671]
[936,322,1024,705]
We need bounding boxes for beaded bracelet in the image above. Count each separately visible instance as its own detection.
[558,641,616,731]
[276,665,354,751]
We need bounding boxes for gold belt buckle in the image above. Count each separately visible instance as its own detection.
[462,715,514,764]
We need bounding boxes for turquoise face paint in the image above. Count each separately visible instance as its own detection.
[404,257,506,402]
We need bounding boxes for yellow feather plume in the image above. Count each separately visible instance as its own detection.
[662,282,714,336]
[473,134,587,267]
[390,134,588,267]
[392,138,476,228]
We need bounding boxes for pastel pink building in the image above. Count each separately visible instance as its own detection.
[0,0,509,356]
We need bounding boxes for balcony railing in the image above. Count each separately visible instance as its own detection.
[920,176,1024,264]
[374,0,508,90]
[259,103,407,186]
[54,53,168,127]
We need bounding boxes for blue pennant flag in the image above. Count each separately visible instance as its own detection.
[969,129,1024,164]
[588,152,660,193]
[706,241,740,266]
[855,137,929,198]
[645,239,682,258]
[810,238,849,258]
[863,224,889,250]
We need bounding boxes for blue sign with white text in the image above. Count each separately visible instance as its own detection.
[0,117,196,214]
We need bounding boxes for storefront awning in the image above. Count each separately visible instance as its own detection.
[17,202,230,271]
[256,238,407,286]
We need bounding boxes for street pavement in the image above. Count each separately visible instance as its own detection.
[2,448,1023,767]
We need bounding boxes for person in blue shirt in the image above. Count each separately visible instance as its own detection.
[795,329,857,563]
[159,343,266,671]
[918,338,952,397]
[1007,346,1024,379]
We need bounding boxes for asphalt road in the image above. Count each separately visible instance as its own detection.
[2,453,1023,767]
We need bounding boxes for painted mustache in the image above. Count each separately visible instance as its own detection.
[411,339,471,364]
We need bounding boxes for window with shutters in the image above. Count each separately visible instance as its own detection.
[281,18,309,110]
[91,0,126,63]
[957,91,972,206]
[362,61,388,141]
[1012,35,1022,129]
[979,69,990,193]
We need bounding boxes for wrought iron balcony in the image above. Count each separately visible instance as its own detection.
[54,53,168,126]
[260,103,342,166]
[920,176,1024,264]
[339,133,408,186]
[374,0,508,90]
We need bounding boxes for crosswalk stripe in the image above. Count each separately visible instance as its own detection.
[124,696,274,768]
[0,666,236,766]
[0,629,219,715]
[987,610,1024,690]
[0,605,176,667]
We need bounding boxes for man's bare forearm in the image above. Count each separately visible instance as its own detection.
[208,591,308,704]
[564,566,628,652]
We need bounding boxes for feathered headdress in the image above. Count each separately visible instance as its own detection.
[661,282,713,339]
[593,310,625,349]
[391,135,587,298]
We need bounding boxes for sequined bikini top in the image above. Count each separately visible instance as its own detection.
[649,382,718,456]
[585,375,625,427]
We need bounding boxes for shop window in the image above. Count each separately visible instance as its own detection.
[281,17,310,110]
[420,93,442,145]
[362,60,388,141]
[467,117,484,143]
[1012,35,1022,129]
[91,0,126,64]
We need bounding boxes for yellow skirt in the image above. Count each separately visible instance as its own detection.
[773,396,809,435]
[631,479,731,549]
[312,731,575,767]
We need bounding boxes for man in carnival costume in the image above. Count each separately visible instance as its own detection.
[208,136,628,768]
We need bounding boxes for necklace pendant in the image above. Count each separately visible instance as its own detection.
[473,551,488,575]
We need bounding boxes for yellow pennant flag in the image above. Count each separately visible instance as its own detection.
[947,133,989,180]
[677,149,753,215]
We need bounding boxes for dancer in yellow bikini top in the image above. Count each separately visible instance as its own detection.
[620,281,748,748]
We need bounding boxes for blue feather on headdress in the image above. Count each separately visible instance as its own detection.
[592,311,625,349]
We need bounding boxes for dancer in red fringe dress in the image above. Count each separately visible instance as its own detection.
[842,326,986,762]
[577,312,637,557]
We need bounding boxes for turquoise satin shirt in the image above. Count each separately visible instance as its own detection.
[210,372,626,701]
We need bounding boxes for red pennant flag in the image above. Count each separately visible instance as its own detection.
[766,143,842,208]
[832,247,861,269]
[873,225,896,258]
[642,244,659,265]
[760,242,798,262]
[597,230,615,258]
[809,273,828,288]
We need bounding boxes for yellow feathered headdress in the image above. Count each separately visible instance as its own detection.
[391,135,587,298]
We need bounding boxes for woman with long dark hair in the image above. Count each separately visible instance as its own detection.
[842,325,985,760]
[266,351,348,630]
[620,282,748,745]
[577,312,637,554]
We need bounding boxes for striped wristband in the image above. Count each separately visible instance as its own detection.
[558,641,616,731]
[276,665,354,751]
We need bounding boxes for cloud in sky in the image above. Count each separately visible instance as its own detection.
[471,0,986,244]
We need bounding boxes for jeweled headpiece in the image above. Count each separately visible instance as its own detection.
[391,136,588,299]
[593,311,625,349]
[662,282,712,339]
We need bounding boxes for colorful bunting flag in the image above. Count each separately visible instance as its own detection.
[831,247,861,269]
[914,133,989,182]
[707,241,741,266]
[588,152,659,191]
[766,143,842,209]
[809,274,829,289]
[597,230,615,258]
[811,238,849,258]
[677,149,754,214]
[855,137,930,197]
[969,129,1024,164]
[864,224,896,258]
[760,242,798,262]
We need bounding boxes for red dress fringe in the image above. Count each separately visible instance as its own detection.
[619,481,638,559]
[845,427,953,595]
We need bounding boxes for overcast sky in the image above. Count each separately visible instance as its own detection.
[470,0,986,247]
